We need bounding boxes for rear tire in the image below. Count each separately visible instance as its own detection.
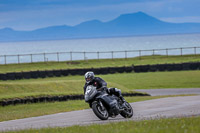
[120,102,133,118]
[92,101,109,120]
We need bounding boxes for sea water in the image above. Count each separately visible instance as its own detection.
[0,34,200,64]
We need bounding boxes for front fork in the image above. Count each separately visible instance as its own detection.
[99,101,106,110]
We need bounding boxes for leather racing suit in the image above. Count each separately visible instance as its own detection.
[83,77,123,100]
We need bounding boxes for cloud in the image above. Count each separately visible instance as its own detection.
[161,16,200,23]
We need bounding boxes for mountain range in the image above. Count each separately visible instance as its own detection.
[1,12,200,42]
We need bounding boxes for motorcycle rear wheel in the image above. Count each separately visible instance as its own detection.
[120,102,133,118]
[92,101,109,120]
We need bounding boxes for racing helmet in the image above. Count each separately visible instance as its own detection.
[85,71,95,83]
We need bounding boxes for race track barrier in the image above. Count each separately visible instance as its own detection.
[0,92,150,106]
[0,62,200,80]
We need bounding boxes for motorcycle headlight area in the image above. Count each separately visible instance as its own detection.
[85,85,97,101]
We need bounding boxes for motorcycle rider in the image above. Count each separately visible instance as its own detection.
[83,71,125,102]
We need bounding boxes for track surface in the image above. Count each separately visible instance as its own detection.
[0,89,200,132]
[135,88,200,96]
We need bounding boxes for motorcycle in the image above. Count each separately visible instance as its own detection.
[85,85,133,120]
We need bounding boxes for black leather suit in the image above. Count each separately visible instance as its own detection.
[83,77,122,97]
[83,77,107,94]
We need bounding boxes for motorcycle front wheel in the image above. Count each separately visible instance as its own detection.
[92,101,109,120]
[120,102,133,118]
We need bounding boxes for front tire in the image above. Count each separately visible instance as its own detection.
[120,102,133,118]
[92,101,109,120]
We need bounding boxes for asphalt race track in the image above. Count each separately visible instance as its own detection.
[135,88,200,96]
[0,89,200,132]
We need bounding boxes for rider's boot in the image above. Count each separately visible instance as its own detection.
[119,95,126,103]
[114,88,125,103]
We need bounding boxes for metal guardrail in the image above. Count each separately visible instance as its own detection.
[0,46,200,64]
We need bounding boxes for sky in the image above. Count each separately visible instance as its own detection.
[0,0,200,31]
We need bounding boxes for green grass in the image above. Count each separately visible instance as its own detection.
[1,54,199,132]
[0,54,200,73]
[5,115,200,133]
[0,99,87,122]
[0,70,200,100]
[0,95,193,122]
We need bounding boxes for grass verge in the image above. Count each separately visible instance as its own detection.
[5,114,200,133]
[0,54,200,73]
[0,70,200,100]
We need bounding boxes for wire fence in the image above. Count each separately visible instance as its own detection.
[0,46,200,64]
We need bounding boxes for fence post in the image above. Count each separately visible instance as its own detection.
[166,49,168,57]
[111,51,114,60]
[18,55,20,64]
[30,54,33,63]
[4,55,6,64]
[70,52,72,61]
[43,53,46,62]
[97,52,99,60]
[180,48,183,56]
[194,47,196,55]
[84,52,86,60]
[57,52,59,62]
[153,49,155,56]
[139,50,141,60]
[125,51,127,59]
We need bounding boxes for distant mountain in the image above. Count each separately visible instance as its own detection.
[1,12,200,42]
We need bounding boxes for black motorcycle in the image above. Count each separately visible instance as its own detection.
[85,85,133,120]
